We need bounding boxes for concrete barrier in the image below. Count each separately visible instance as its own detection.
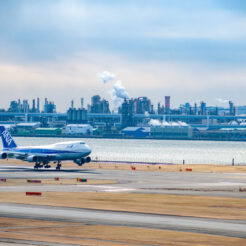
[27,180,41,183]
[77,178,87,182]
[239,187,246,192]
[26,192,42,196]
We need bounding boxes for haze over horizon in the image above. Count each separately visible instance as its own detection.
[1,0,246,112]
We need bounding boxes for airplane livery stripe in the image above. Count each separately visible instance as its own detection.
[12,148,81,154]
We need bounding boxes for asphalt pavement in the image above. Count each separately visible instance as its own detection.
[0,164,246,239]
[0,203,245,238]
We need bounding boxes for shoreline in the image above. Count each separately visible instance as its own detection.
[11,134,246,142]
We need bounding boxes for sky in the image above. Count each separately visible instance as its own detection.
[1,0,246,112]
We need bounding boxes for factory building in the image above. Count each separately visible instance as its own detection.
[229,101,236,116]
[150,121,192,139]
[133,97,154,114]
[121,127,150,138]
[15,122,41,135]
[65,124,93,135]
[165,96,171,114]
[43,98,56,113]
[8,98,55,114]
[35,128,62,136]
[120,99,135,128]
[90,95,110,114]
[67,108,88,124]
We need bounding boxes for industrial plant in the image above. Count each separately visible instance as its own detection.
[0,95,246,140]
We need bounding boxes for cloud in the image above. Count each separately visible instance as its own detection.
[0,52,246,111]
[1,0,246,64]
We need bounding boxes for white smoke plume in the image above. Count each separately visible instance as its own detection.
[99,71,130,110]
[148,119,162,126]
[144,111,150,117]
[98,71,115,83]
[216,98,229,104]
[112,81,129,109]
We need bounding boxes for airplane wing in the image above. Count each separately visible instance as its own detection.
[4,151,26,160]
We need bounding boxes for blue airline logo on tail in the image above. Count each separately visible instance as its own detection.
[2,130,13,146]
[0,126,17,149]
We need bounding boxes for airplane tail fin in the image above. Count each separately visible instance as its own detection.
[0,126,17,149]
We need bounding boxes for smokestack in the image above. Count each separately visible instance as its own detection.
[194,103,197,115]
[37,98,40,113]
[81,98,84,109]
[165,96,170,114]
[32,99,35,112]
[44,98,48,113]
[18,99,21,112]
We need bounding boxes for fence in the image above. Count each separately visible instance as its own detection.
[91,154,246,166]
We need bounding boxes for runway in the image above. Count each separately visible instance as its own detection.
[0,164,246,240]
[0,165,246,197]
[0,203,245,238]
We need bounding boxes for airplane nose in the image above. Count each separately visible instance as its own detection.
[85,144,91,155]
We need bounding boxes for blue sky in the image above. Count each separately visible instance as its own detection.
[0,0,246,111]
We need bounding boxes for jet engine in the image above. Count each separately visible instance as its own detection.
[74,156,91,166]
[0,152,7,159]
[74,158,85,166]
[27,155,38,162]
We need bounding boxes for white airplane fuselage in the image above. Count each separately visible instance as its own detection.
[11,141,91,161]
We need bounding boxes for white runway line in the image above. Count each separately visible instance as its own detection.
[76,184,136,192]
[103,188,136,192]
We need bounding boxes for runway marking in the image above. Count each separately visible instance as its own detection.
[190,182,246,187]
[76,184,136,192]
[104,188,136,192]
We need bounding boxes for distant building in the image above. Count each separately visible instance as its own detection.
[200,101,206,115]
[122,127,150,138]
[150,121,192,139]
[133,97,154,114]
[90,95,110,113]
[67,108,88,123]
[8,100,20,112]
[229,101,236,116]
[121,99,134,128]
[157,103,165,115]
[165,96,171,114]
[16,122,41,135]
[65,124,92,135]
[43,98,56,113]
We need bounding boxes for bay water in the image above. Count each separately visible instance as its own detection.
[4,137,246,165]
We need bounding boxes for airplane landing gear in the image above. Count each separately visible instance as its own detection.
[56,161,62,170]
[34,161,50,169]
[34,162,42,169]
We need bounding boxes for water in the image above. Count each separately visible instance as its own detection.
[3,137,246,165]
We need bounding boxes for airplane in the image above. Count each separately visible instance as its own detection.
[0,126,92,170]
